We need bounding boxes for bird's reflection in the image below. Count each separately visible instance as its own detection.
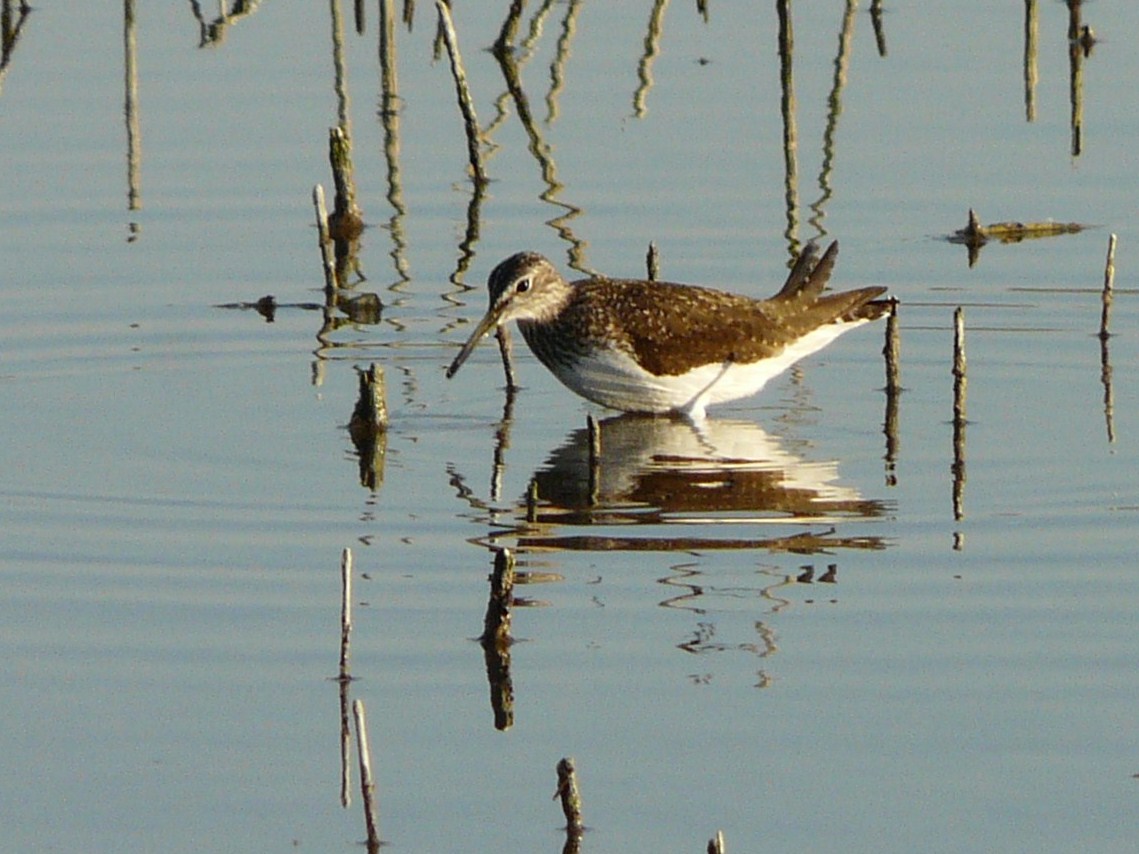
[505,413,889,552]
[536,414,885,518]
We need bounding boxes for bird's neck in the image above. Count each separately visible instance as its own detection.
[522,276,576,324]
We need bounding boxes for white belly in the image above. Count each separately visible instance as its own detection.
[542,319,869,419]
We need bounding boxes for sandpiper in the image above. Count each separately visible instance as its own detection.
[446,241,889,419]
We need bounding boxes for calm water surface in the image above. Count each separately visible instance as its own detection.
[2,2,1137,852]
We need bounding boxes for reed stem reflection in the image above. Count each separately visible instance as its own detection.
[491,28,589,272]
[0,0,33,97]
[378,0,411,286]
[633,0,669,118]
[777,0,799,253]
[807,0,857,236]
[545,0,583,123]
[123,0,142,223]
[1024,0,1038,122]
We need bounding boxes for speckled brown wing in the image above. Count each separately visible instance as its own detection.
[560,278,887,378]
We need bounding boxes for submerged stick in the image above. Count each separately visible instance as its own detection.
[435,0,487,184]
[352,699,381,849]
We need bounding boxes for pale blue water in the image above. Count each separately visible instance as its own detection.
[2,2,1138,851]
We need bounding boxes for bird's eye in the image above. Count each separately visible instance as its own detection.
[515,277,532,294]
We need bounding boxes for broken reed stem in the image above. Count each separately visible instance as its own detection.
[339,547,353,680]
[351,364,389,435]
[352,699,381,850]
[646,241,659,281]
[707,830,726,854]
[554,757,584,836]
[525,478,539,524]
[1099,233,1116,340]
[328,125,364,238]
[952,307,967,423]
[313,184,338,292]
[491,547,516,600]
[952,308,967,523]
[435,0,487,185]
[481,547,516,643]
[884,297,901,394]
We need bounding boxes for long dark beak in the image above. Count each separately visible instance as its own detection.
[445,307,504,379]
